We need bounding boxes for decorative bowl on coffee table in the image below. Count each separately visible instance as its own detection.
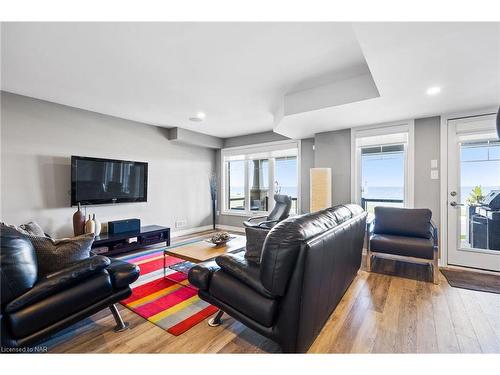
[205,232,234,247]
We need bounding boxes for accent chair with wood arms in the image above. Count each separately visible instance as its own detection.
[367,206,439,284]
[0,225,140,348]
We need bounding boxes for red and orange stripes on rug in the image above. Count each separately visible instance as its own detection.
[120,241,218,336]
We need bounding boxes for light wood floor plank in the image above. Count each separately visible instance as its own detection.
[42,231,500,354]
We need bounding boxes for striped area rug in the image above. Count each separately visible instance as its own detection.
[119,239,219,336]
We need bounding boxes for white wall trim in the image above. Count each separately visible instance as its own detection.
[439,106,498,267]
[170,224,246,238]
[350,119,415,208]
[171,225,213,238]
[216,224,245,233]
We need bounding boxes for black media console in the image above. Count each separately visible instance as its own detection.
[91,225,170,256]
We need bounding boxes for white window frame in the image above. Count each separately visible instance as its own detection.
[350,120,415,209]
[221,140,301,217]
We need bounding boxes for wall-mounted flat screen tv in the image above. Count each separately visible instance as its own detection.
[71,156,148,206]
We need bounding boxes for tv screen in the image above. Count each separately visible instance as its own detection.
[71,156,148,206]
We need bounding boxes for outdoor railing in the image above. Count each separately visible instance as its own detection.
[361,198,404,213]
[229,196,298,213]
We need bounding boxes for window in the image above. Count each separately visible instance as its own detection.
[228,160,245,210]
[360,144,405,213]
[222,141,299,215]
[352,122,414,213]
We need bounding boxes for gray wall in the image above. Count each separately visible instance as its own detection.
[0,92,217,237]
[314,128,352,205]
[414,116,441,225]
[299,138,314,214]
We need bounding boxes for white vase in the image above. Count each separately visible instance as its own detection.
[93,213,101,236]
[85,214,95,234]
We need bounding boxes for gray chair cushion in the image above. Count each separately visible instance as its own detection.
[370,234,434,260]
[374,207,432,239]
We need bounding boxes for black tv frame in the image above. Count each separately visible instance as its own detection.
[71,155,148,206]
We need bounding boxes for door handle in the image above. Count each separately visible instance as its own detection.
[450,201,464,207]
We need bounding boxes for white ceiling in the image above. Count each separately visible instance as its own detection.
[1,22,499,139]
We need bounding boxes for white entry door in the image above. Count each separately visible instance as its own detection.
[447,114,500,271]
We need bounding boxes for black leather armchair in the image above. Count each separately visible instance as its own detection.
[243,194,292,229]
[367,206,439,284]
[0,226,140,348]
[189,204,367,353]
[244,194,292,263]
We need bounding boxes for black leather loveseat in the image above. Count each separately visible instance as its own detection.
[0,226,140,348]
[189,204,367,353]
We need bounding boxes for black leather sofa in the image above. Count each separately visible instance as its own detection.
[188,204,367,353]
[0,225,140,348]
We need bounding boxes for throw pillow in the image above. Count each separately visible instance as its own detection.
[27,233,95,276]
[0,221,47,237]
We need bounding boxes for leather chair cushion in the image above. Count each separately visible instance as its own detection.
[373,207,432,239]
[0,225,38,306]
[5,256,111,313]
[188,260,219,290]
[244,227,269,264]
[106,258,140,289]
[209,271,277,327]
[215,253,274,298]
[370,234,434,260]
[8,272,114,339]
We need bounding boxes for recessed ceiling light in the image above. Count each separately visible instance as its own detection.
[426,86,441,96]
[189,112,206,122]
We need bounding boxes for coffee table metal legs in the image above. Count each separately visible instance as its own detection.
[208,310,224,327]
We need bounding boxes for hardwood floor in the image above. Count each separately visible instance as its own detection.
[44,231,500,354]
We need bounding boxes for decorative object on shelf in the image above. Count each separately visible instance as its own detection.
[209,173,217,231]
[93,213,102,236]
[206,231,233,247]
[72,202,86,236]
[310,168,332,212]
[85,214,96,234]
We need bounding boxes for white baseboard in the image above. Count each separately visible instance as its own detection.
[170,225,213,238]
[170,224,245,238]
[216,224,245,233]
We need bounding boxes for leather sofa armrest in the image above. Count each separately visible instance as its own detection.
[215,253,275,298]
[5,256,110,313]
[188,260,219,290]
[106,258,140,289]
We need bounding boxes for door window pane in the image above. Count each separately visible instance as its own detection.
[248,159,269,211]
[460,140,500,250]
[228,160,245,210]
[275,156,298,214]
[361,145,405,213]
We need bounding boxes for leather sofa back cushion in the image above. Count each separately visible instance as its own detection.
[374,207,432,239]
[260,204,364,296]
[27,233,95,277]
[0,225,38,305]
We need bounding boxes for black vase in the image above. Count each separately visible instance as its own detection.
[211,199,216,231]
